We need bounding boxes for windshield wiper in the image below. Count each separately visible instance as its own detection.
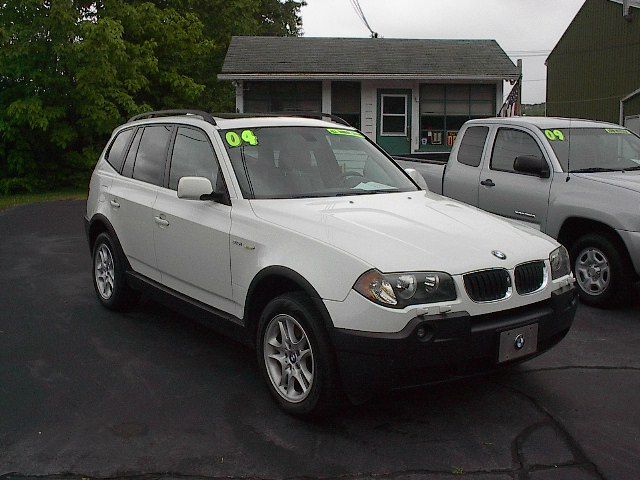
[570,167,620,173]
[622,166,640,172]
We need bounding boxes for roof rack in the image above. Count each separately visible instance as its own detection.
[211,112,352,127]
[128,109,217,126]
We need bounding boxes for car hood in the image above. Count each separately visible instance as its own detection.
[573,171,640,193]
[250,191,559,274]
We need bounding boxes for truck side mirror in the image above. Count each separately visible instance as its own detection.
[513,156,550,178]
[404,168,429,191]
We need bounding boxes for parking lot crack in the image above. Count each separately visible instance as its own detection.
[494,381,607,480]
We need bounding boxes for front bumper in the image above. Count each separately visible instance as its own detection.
[330,285,577,403]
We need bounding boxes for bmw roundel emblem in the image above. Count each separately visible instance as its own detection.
[514,334,525,350]
[492,250,507,260]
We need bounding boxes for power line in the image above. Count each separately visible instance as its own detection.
[506,50,551,54]
[348,0,378,38]
[508,53,551,58]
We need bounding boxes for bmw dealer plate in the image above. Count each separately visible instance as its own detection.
[498,324,538,363]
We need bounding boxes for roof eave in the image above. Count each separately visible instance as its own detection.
[218,73,519,82]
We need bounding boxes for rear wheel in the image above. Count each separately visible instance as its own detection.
[570,233,632,308]
[257,292,341,417]
[92,232,138,311]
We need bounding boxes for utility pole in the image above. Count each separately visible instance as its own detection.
[517,59,523,116]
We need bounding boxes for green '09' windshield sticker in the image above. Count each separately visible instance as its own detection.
[327,128,364,138]
[605,128,631,135]
[225,130,258,147]
[545,129,565,141]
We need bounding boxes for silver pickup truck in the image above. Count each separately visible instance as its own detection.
[397,117,640,308]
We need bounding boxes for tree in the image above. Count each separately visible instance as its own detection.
[0,0,304,193]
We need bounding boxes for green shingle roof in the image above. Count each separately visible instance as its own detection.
[220,36,519,79]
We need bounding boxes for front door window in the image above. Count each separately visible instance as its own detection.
[380,95,407,136]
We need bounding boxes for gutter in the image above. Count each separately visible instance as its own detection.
[217,73,520,82]
[619,87,640,125]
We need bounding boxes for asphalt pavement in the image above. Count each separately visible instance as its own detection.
[1,201,639,480]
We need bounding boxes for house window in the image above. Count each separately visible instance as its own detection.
[331,81,361,129]
[419,84,495,150]
[380,95,408,136]
[244,81,322,113]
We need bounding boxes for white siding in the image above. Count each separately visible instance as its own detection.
[361,81,377,140]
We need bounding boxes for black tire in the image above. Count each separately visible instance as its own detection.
[569,232,633,308]
[256,292,342,418]
[92,232,139,311]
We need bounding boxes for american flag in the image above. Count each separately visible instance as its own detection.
[500,79,521,117]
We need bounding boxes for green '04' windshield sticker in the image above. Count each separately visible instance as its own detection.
[225,130,258,147]
[605,128,631,135]
[545,129,565,141]
[327,128,364,138]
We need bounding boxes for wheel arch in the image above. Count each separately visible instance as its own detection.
[557,216,636,279]
[243,266,335,346]
[87,214,131,270]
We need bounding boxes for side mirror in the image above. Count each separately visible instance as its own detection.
[404,168,429,191]
[177,176,215,200]
[513,156,550,178]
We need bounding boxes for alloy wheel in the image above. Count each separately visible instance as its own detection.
[263,314,314,403]
[95,244,115,300]
[575,247,610,296]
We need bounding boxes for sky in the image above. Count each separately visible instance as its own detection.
[300,0,586,104]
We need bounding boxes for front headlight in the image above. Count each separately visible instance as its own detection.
[549,246,571,280]
[353,269,457,308]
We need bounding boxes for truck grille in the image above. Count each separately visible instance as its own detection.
[514,261,545,294]
[463,269,511,302]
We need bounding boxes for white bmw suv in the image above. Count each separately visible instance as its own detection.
[86,110,577,416]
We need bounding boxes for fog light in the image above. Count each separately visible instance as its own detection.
[415,324,434,342]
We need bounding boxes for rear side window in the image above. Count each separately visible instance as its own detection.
[169,127,221,191]
[122,128,142,178]
[105,129,133,172]
[491,128,544,173]
[457,126,489,167]
[132,125,173,186]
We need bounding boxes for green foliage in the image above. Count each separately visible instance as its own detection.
[0,0,304,193]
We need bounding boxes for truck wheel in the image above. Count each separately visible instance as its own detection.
[570,233,632,308]
[92,232,138,311]
[257,292,341,418]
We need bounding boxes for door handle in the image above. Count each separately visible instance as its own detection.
[480,179,495,187]
[154,216,169,227]
[110,199,120,208]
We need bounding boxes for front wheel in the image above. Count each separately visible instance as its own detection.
[257,292,341,417]
[570,233,632,308]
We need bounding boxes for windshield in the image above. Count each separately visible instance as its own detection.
[221,127,418,199]
[542,127,640,172]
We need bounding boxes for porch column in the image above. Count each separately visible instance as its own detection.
[322,80,331,113]
[235,80,243,113]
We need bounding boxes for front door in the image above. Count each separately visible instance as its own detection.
[153,125,234,314]
[377,90,412,155]
[478,127,553,230]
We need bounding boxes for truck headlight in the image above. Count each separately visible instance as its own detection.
[549,246,571,280]
[354,269,457,308]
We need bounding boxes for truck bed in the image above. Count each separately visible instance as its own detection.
[394,157,446,194]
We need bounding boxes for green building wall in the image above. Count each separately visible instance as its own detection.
[546,0,640,123]
[625,92,640,117]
